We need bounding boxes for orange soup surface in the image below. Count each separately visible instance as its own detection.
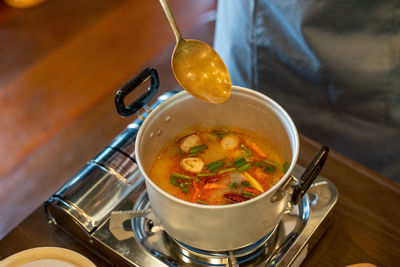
[149,128,289,205]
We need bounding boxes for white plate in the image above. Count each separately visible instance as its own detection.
[0,247,96,267]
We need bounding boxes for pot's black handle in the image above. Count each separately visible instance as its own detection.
[291,145,329,205]
[115,67,159,117]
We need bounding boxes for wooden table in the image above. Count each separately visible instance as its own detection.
[0,1,399,266]
[0,0,217,239]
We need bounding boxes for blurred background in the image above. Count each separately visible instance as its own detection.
[0,0,217,239]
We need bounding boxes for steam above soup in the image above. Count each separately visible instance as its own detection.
[150,128,289,205]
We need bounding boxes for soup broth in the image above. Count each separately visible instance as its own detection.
[149,128,288,205]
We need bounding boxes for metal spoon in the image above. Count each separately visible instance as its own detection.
[159,0,231,104]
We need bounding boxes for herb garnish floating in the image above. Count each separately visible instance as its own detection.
[242,191,257,198]
[171,173,191,180]
[240,144,252,157]
[264,159,278,166]
[282,162,289,173]
[170,173,195,186]
[254,161,265,167]
[238,163,251,172]
[197,173,216,177]
[180,182,188,192]
[188,144,208,156]
[230,182,238,189]
[197,199,208,205]
[212,130,229,139]
[234,156,251,172]
[180,182,192,193]
[234,156,247,168]
[207,160,224,172]
[218,167,236,175]
[170,177,178,186]
[241,180,250,187]
[264,165,276,173]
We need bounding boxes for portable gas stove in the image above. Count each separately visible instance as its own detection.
[44,91,337,267]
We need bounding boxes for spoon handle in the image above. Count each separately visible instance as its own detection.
[159,0,183,42]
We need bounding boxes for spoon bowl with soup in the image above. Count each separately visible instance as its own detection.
[158,0,231,104]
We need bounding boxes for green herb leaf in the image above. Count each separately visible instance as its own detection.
[180,182,188,193]
[240,144,252,157]
[242,191,256,198]
[234,157,247,168]
[189,144,208,153]
[282,162,289,173]
[212,130,229,139]
[238,163,251,172]
[230,182,238,189]
[254,161,265,167]
[177,147,183,156]
[197,173,216,177]
[264,159,278,166]
[171,173,191,180]
[241,180,250,187]
[206,160,224,172]
[193,176,199,182]
[264,165,276,173]
[170,177,178,186]
[188,144,208,156]
[197,199,208,205]
[218,167,236,175]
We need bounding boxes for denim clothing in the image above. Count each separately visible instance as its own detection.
[214,0,400,182]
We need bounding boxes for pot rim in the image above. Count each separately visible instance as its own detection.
[136,86,299,209]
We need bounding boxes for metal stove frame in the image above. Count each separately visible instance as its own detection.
[46,165,337,267]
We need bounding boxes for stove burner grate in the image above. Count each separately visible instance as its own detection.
[168,228,277,266]
[132,192,286,267]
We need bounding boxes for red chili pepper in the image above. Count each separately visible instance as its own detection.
[203,183,226,190]
[204,176,223,184]
[199,189,211,199]
[223,193,250,203]
[191,180,200,203]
